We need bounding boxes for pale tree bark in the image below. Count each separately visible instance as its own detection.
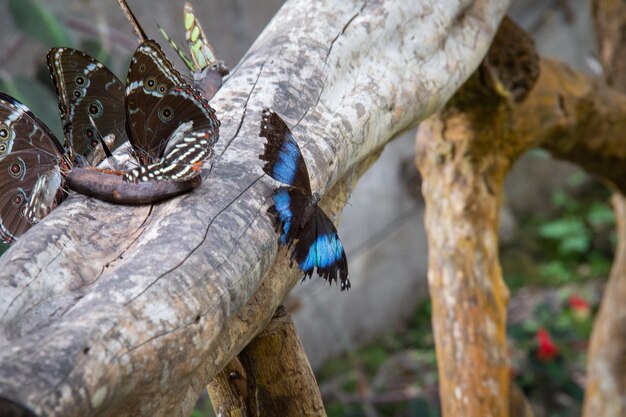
[582,1,626,416]
[416,15,626,417]
[0,1,510,416]
[207,306,326,417]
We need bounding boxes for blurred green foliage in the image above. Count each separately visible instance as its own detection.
[8,0,73,47]
[502,175,614,289]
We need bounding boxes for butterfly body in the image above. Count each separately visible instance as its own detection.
[0,93,70,244]
[260,109,350,290]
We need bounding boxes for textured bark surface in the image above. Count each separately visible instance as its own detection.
[583,1,626,416]
[208,306,326,417]
[416,84,515,417]
[415,18,540,417]
[0,1,509,417]
[590,0,626,91]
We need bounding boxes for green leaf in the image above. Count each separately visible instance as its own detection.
[538,218,587,240]
[539,261,573,283]
[9,0,72,48]
[559,234,590,255]
[587,202,615,227]
[566,170,589,187]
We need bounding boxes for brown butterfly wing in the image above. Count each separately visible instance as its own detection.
[126,41,181,161]
[47,48,127,165]
[0,93,66,244]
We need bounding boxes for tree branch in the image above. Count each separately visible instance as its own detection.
[207,306,326,416]
[583,1,626,416]
[0,1,509,416]
[415,13,626,417]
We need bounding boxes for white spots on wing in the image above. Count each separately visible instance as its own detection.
[91,386,108,409]
[127,80,143,93]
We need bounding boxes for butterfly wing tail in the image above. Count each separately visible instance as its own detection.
[291,207,350,290]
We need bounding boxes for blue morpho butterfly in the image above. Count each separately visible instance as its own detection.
[0,93,72,244]
[47,39,219,182]
[259,109,350,291]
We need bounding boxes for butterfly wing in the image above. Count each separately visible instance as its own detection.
[268,187,310,247]
[260,109,349,289]
[126,40,220,163]
[47,48,127,165]
[184,2,217,72]
[291,205,350,290]
[0,93,66,244]
[123,123,217,182]
[259,108,312,195]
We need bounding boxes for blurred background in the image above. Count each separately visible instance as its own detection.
[0,1,611,416]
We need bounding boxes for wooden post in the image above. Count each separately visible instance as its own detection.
[208,306,326,417]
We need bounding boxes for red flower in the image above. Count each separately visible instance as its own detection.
[536,328,559,361]
[569,294,591,320]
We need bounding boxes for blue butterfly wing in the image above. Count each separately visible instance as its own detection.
[268,187,310,247]
[259,109,312,194]
[260,108,349,290]
[291,205,350,291]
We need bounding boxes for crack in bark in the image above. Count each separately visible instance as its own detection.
[153,205,267,318]
[93,205,155,282]
[124,175,264,305]
[293,2,367,131]
[206,60,267,179]
[117,320,197,358]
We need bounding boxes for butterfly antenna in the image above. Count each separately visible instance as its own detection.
[117,0,148,42]
[88,115,121,170]
[332,196,352,207]
[157,23,195,71]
